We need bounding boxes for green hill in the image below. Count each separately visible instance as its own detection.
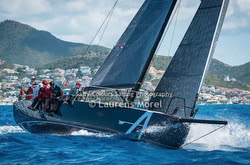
[0,20,110,67]
[38,53,249,90]
[153,56,249,90]
[204,73,249,90]
[39,53,108,70]
[209,61,250,85]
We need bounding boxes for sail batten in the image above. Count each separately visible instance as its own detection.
[86,0,177,91]
[149,0,229,118]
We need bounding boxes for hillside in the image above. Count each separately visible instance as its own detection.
[0,59,12,70]
[39,53,173,70]
[39,53,108,70]
[153,57,249,90]
[204,73,249,90]
[0,20,110,67]
[209,61,250,85]
[39,53,250,90]
[153,56,249,89]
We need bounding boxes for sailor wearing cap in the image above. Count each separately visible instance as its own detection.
[29,77,36,87]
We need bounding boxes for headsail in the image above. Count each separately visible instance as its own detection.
[85,0,177,91]
[149,0,229,118]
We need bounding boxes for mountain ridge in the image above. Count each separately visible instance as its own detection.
[0,20,110,67]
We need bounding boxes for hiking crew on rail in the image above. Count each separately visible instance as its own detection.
[24,77,82,114]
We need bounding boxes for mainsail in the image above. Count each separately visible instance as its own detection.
[86,0,177,90]
[149,0,229,118]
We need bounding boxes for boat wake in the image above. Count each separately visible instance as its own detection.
[184,121,249,151]
[70,129,113,138]
[0,125,25,135]
[0,125,113,138]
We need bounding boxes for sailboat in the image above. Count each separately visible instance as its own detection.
[13,0,229,149]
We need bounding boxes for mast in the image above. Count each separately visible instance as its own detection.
[128,0,177,104]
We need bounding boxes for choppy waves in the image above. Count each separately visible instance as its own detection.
[0,105,249,164]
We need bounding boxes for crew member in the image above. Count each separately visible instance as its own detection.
[18,87,26,101]
[38,80,52,113]
[28,83,40,110]
[67,82,82,104]
[29,77,36,87]
[69,82,82,95]
[20,87,26,95]
[26,85,34,100]
[49,81,64,112]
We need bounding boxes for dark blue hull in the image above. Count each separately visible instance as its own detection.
[13,100,190,149]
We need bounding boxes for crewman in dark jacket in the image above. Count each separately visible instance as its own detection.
[49,81,64,112]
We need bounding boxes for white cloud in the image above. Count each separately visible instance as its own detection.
[226,0,235,17]
[177,0,200,21]
[59,34,85,43]
[57,0,142,46]
[64,0,87,12]
[237,0,250,15]
[223,18,248,30]
[215,0,250,31]
[0,0,51,17]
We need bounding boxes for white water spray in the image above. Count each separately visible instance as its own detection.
[71,129,113,138]
[185,122,249,151]
[0,125,25,135]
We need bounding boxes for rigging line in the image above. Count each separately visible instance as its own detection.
[167,0,181,57]
[81,0,119,56]
[181,125,226,148]
[98,2,116,46]
[154,0,181,57]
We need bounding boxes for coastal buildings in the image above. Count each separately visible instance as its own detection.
[1,69,16,74]
[224,75,237,82]
[24,68,37,75]
[149,66,164,79]
[0,64,249,105]
[80,66,91,77]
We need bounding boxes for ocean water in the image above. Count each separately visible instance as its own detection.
[0,105,249,165]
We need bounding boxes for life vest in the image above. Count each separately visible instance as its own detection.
[44,85,52,99]
[20,90,25,95]
[38,88,45,102]
[26,87,34,100]
[38,85,52,102]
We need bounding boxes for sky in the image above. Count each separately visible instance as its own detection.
[0,0,249,66]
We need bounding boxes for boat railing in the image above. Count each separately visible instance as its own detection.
[18,94,34,101]
[164,95,199,118]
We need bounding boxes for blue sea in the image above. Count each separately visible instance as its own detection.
[0,105,249,165]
